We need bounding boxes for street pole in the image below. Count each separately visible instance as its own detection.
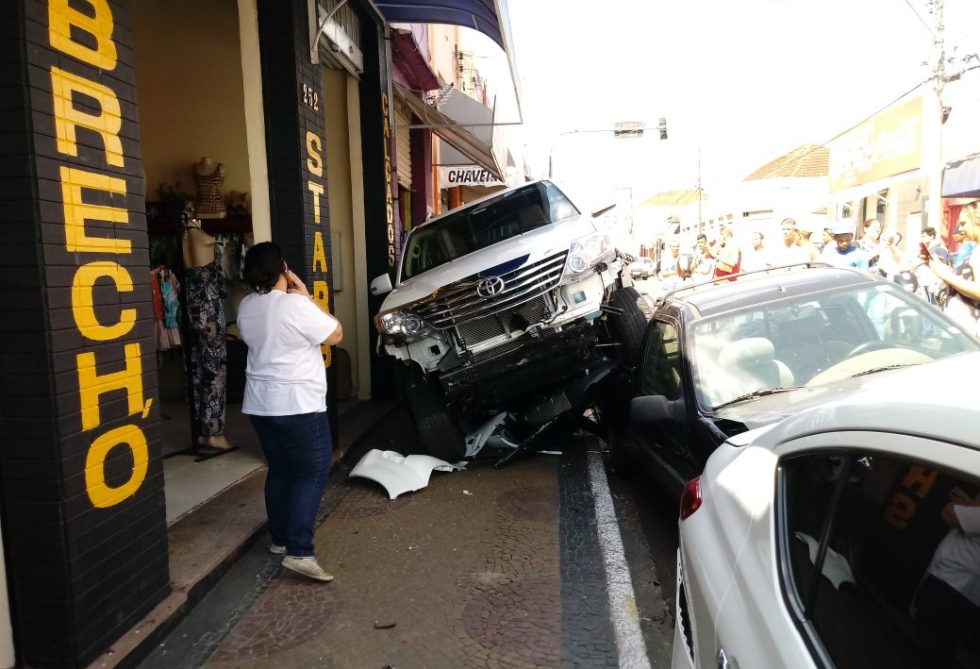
[926,0,946,234]
[697,146,703,234]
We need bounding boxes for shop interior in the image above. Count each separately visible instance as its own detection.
[131,0,267,525]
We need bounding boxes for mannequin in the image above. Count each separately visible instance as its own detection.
[193,157,226,219]
[182,217,232,450]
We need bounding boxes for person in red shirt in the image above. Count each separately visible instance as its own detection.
[713,225,741,280]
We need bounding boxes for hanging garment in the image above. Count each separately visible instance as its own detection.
[183,245,228,437]
[150,267,182,351]
[161,273,181,328]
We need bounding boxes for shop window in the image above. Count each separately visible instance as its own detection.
[780,451,980,669]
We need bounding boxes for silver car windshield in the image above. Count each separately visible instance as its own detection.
[690,283,980,411]
[400,181,579,280]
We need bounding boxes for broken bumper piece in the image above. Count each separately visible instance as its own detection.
[348,449,462,500]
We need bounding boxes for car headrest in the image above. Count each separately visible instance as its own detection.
[718,337,775,368]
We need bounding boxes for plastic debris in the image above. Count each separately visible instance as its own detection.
[349,449,460,499]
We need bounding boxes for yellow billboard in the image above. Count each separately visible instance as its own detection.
[829,96,923,192]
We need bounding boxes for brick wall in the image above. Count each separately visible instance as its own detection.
[0,1,169,667]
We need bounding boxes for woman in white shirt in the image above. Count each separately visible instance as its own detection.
[238,242,343,582]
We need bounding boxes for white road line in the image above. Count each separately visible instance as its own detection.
[587,450,653,669]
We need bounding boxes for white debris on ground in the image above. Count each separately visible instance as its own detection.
[349,449,461,500]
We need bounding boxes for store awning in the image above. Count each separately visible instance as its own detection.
[377,0,523,122]
[393,84,503,179]
[943,154,980,198]
[390,29,440,91]
[376,0,504,47]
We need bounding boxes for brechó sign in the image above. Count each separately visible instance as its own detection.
[439,165,504,187]
[0,0,170,665]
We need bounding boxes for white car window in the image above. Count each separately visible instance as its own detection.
[780,452,980,669]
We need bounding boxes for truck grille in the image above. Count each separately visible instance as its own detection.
[456,294,554,348]
[413,251,568,330]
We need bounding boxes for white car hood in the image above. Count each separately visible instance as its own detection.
[381,215,596,312]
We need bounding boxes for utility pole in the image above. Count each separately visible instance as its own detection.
[696,146,703,234]
[926,0,946,234]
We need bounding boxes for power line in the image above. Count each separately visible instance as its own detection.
[902,0,936,37]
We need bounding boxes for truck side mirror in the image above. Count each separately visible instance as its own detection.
[629,395,684,424]
[369,273,393,296]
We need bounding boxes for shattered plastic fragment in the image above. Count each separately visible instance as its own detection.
[349,449,460,499]
[794,532,856,589]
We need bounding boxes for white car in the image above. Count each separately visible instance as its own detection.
[674,351,980,669]
[629,257,657,279]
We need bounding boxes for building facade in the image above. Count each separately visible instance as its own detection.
[0,1,519,667]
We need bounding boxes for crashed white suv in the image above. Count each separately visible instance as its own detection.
[370,180,646,461]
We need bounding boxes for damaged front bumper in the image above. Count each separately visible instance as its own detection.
[439,321,606,410]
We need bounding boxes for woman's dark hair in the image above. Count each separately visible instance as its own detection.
[243,242,286,293]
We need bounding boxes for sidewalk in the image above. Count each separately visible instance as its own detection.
[84,399,400,669]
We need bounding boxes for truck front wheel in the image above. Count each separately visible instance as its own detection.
[606,286,648,366]
[401,366,467,462]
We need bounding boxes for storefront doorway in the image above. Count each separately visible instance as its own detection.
[131,0,267,524]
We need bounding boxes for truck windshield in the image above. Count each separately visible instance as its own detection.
[400,181,577,280]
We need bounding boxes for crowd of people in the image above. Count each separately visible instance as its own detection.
[647,203,980,335]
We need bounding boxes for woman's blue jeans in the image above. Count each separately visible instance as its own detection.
[249,412,332,558]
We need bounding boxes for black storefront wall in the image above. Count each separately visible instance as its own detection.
[257,0,341,431]
[0,2,169,668]
[358,8,399,400]
[258,0,398,403]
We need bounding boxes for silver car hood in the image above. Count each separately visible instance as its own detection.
[380,215,597,312]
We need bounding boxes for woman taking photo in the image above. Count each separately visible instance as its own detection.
[238,242,344,582]
[923,201,980,337]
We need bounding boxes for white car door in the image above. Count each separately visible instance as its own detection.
[714,430,980,669]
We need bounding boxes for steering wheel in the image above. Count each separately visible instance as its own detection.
[847,341,893,357]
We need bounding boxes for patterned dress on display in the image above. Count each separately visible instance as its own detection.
[184,244,228,437]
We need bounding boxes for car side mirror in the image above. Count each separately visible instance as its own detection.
[629,395,685,424]
[370,273,393,296]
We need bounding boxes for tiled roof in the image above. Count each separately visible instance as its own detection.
[639,190,703,207]
[744,144,829,181]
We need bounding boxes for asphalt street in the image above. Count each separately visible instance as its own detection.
[137,406,680,669]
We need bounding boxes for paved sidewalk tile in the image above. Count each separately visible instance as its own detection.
[204,456,562,669]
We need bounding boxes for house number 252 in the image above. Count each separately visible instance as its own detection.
[302,83,319,111]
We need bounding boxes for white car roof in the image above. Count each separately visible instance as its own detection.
[756,351,980,450]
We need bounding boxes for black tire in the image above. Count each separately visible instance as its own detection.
[401,367,467,462]
[606,286,648,366]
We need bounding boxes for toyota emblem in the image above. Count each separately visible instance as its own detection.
[476,276,505,297]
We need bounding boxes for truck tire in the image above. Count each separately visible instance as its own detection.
[606,286,648,366]
[401,367,467,462]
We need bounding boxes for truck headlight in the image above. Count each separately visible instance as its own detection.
[375,310,426,336]
[566,232,611,274]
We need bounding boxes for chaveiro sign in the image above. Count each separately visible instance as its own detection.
[440,165,504,187]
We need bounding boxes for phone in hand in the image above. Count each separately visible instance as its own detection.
[919,242,932,261]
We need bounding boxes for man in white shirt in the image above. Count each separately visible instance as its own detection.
[914,487,980,669]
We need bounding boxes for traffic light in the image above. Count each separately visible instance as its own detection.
[658,117,668,140]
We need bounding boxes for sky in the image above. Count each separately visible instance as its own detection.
[477,0,980,209]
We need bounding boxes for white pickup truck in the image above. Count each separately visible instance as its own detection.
[370,180,647,461]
